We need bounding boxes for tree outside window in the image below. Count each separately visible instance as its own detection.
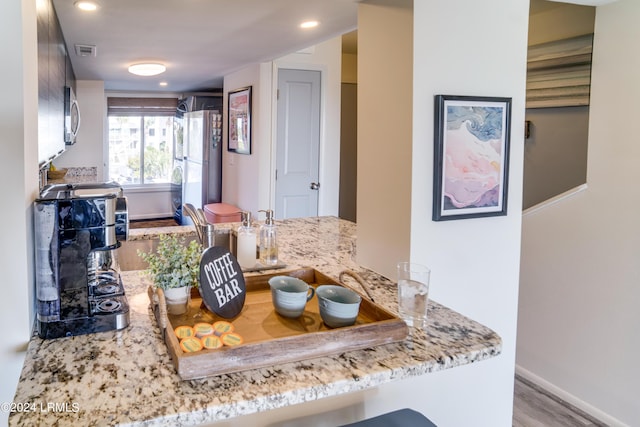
[108,115,173,185]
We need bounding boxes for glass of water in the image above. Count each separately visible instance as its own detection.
[397,262,431,329]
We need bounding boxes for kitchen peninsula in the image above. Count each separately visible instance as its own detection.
[10,217,501,426]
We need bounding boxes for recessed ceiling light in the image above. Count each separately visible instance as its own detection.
[300,20,319,29]
[128,63,166,76]
[159,82,168,87]
[74,1,99,11]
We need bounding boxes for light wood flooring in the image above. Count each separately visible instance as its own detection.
[513,374,607,427]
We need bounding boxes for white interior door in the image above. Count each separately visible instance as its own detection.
[275,69,321,219]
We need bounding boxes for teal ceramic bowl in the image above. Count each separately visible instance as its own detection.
[316,285,361,328]
[268,276,315,318]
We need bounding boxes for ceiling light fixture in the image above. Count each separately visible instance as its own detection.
[300,20,319,29]
[159,82,168,87]
[128,63,166,76]
[74,1,99,11]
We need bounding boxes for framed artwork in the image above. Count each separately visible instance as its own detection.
[433,95,512,221]
[227,86,252,155]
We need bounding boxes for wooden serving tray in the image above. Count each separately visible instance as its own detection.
[148,268,408,380]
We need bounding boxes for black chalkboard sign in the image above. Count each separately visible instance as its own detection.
[199,246,246,319]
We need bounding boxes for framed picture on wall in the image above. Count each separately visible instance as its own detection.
[433,94,512,221]
[228,86,252,155]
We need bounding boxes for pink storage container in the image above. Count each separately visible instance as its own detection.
[203,203,242,224]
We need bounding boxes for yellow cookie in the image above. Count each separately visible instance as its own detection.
[221,332,243,347]
[179,336,203,353]
[174,325,195,339]
[201,335,223,349]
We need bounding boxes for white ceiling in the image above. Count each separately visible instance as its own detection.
[53,0,615,94]
[52,0,359,93]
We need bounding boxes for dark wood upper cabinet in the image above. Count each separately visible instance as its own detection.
[37,0,75,165]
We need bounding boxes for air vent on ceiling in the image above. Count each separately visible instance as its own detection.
[75,44,97,57]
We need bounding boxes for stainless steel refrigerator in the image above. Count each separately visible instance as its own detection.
[181,109,223,224]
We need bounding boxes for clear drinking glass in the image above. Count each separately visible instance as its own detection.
[397,262,431,329]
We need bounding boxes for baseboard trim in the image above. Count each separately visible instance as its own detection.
[515,365,629,427]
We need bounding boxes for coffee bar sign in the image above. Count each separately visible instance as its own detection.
[199,246,246,318]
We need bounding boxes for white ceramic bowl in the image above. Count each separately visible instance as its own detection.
[316,285,361,328]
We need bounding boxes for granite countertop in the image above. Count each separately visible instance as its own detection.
[10,217,501,426]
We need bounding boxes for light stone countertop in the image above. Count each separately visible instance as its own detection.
[10,217,502,426]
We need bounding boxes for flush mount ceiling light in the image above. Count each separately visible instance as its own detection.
[74,0,99,11]
[128,63,166,76]
[299,20,319,29]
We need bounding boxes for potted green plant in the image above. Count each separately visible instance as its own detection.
[139,234,202,315]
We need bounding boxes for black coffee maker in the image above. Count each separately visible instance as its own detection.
[34,182,130,339]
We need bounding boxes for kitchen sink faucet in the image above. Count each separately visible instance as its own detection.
[183,203,215,248]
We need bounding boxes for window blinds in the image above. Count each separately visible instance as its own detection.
[526,34,594,109]
[107,97,178,116]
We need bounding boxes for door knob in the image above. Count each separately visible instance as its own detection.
[310,182,320,190]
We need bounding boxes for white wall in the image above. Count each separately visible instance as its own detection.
[357,0,528,425]
[412,1,527,425]
[222,64,266,215]
[55,80,105,177]
[0,0,39,424]
[222,37,343,218]
[356,1,413,274]
[518,1,640,425]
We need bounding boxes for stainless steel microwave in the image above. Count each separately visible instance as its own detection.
[64,86,80,145]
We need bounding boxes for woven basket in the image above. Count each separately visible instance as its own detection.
[47,168,68,179]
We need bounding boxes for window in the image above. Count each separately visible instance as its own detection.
[107,97,178,186]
